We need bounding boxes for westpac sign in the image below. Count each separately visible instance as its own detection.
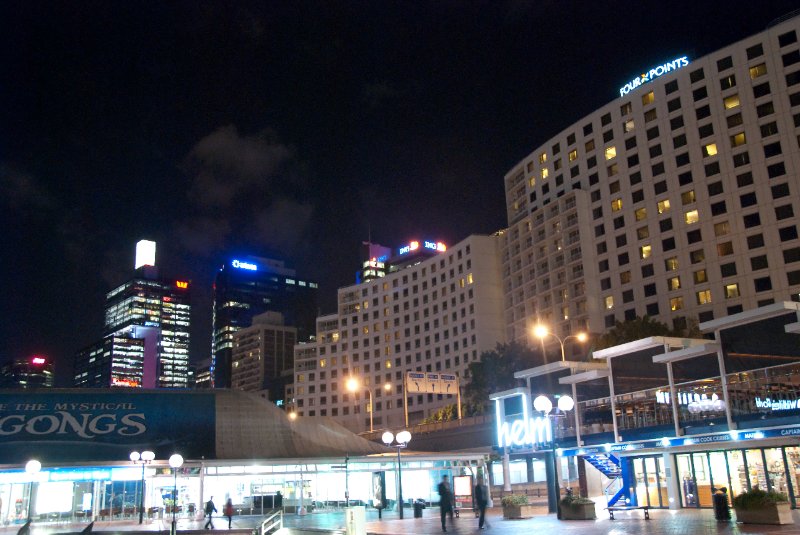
[491,388,552,449]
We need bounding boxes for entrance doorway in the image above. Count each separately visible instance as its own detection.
[631,456,668,508]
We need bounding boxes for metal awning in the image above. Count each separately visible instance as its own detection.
[651,342,721,364]
[514,361,607,380]
[559,369,610,385]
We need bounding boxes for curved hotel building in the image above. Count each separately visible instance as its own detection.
[502,16,800,346]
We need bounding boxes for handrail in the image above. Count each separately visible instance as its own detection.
[257,509,282,535]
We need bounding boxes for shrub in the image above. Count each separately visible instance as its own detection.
[501,494,529,507]
[732,487,788,510]
[560,495,595,507]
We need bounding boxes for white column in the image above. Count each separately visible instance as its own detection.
[502,450,512,491]
[662,452,680,510]
[714,329,736,430]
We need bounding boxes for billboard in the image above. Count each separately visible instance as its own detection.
[0,391,216,464]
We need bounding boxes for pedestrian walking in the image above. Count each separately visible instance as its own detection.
[438,475,454,532]
[204,497,217,529]
[224,498,234,528]
[474,477,489,529]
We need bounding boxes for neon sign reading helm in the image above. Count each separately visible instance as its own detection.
[493,390,552,449]
[231,259,258,271]
[619,56,689,97]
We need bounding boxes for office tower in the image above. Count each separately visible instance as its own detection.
[0,355,55,388]
[73,240,191,388]
[211,256,318,388]
[231,311,297,402]
[501,17,800,345]
[356,242,392,283]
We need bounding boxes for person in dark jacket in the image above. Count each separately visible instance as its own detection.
[474,477,489,529]
[437,475,454,532]
[204,497,217,529]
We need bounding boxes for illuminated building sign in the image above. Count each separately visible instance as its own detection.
[231,259,258,271]
[619,56,689,97]
[492,389,552,449]
[398,240,447,255]
[175,281,188,289]
[31,357,46,365]
[755,397,799,411]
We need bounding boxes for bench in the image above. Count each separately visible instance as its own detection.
[606,505,650,520]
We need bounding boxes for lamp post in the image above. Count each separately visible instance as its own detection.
[25,459,41,521]
[534,395,574,517]
[347,377,392,433]
[169,454,183,535]
[382,430,411,519]
[533,325,587,362]
[130,450,155,524]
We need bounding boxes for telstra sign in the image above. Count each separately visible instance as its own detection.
[231,259,258,271]
[619,56,689,97]
[492,388,552,449]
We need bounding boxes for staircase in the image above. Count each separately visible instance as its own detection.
[585,453,627,506]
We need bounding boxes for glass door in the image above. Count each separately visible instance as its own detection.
[631,456,668,508]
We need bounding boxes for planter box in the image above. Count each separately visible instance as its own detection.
[502,504,536,519]
[561,503,596,520]
[734,502,794,525]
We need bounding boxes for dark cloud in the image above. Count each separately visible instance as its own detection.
[249,199,315,251]
[0,162,56,211]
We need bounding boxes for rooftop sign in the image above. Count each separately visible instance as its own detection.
[398,240,447,255]
[619,56,689,97]
[231,259,258,271]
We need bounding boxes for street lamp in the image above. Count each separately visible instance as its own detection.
[169,454,184,535]
[382,430,411,519]
[533,325,587,362]
[534,395,573,517]
[25,459,41,521]
[130,450,155,524]
[347,376,392,433]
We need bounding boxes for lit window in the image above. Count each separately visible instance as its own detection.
[320,359,327,368]
[541,168,549,179]
[665,257,679,271]
[670,296,684,311]
[694,269,707,283]
[642,91,655,105]
[730,132,746,147]
[684,209,699,224]
[467,273,474,284]
[605,146,617,160]
[681,190,696,204]
[637,226,649,239]
[568,149,578,161]
[604,296,614,309]
[611,198,623,212]
[723,94,740,109]
[657,199,671,214]
[620,271,632,284]
[696,289,712,305]
[714,221,730,236]
[668,276,681,291]
[717,242,734,256]
[539,152,547,164]
[585,139,595,151]
[607,163,618,176]
[385,360,392,369]
[623,119,635,133]
[725,283,740,298]
[749,63,767,79]
[703,143,718,157]
[640,245,652,259]
[635,207,647,221]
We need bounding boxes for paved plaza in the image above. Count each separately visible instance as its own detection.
[2,505,800,535]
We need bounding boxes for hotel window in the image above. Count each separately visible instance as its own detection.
[694,269,707,283]
[644,109,657,122]
[690,249,706,264]
[670,296,684,311]
[746,43,763,59]
[601,113,611,126]
[727,113,743,128]
[681,190,696,204]
[696,289,712,305]
[760,122,778,137]
[623,119,634,133]
[642,91,655,105]
[690,68,704,83]
[732,151,750,167]
[620,102,632,115]
[673,134,687,149]
[583,123,593,135]
[723,94,740,109]
[611,198,623,212]
[703,143,718,157]
[568,149,578,161]
[720,74,736,90]
[753,82,770,98]
[640,244,652,259]
[667,98,681,112]
[585,139,595,151]
[620,271,631,284]
[657,199,671,214]
[635,207,647,221]
[609,180,621,194]
[692,86,708,101]
[696,104,711,120]
[717,56,733,71]
[749,63,767,79]
[670,116,685,130]
[604,296,614,309]
[685,210,699,225]
[667,276,681,291]
[756,101,774,117]
[637,226,649,239]
[541,168,549,179]
[554,158,562,170]
[699,123,714,138]
[714,221,731,236]
[717,242,734,256]
[725,283,740,299]
[539,152,547,163]
[665,80,679,93]
[607,163,618,176]
[730,132,746,147]
[605,146,616,160]
[665,257,679,271]
[779,30,798,46]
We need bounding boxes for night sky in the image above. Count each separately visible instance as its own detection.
[2,1,798,385]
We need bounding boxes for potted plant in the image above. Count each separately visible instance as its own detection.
[732,487,792,525]
[560,494,596,520]
[501,494,535,519]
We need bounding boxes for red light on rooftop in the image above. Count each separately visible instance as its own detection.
[31,357,46,365]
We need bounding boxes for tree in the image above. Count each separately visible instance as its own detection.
[462,341,541,415]
[595,315,702,350]
[422,403,458,424]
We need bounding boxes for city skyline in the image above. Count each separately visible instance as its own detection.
[2,1,799,384]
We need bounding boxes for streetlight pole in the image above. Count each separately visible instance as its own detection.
[25,459,41,522]
[348,377,392,433]
[130,450,155,524]
[382,430,412,519]
[534,395,574,518]
[533,325,587,362]
[169,454,183,535]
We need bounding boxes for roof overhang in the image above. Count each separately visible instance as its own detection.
[514,361,607,380]
[652,342,721,364]
[699,301,800,332]
[592,337,706,360]
[559,369,610,385]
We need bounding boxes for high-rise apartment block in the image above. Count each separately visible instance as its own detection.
[292,235,505,430]
[0,355,54,388]
[501,20,800,345]
[211,256,318,388]
[74,241,191,388]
